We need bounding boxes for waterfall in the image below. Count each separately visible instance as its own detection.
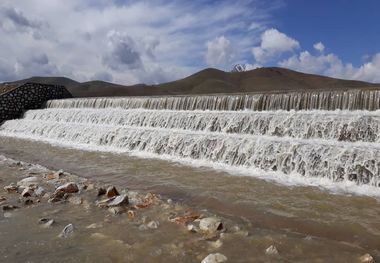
[1,90,380,188]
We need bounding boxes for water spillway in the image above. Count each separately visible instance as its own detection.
[1,89,380,189]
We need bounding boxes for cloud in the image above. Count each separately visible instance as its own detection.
[0,0,277,84]
[252,28,300,63]
[279,50,380,83]
[313,42,325,53]
[102,30,143,71]
[205,36,234,66]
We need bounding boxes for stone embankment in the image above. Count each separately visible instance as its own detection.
[0,82,72,124]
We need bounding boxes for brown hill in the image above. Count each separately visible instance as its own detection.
[3,67,380,98]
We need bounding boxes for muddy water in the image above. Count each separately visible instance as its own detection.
[1,136,380,262]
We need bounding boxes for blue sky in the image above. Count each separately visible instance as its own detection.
[0,0,379,84]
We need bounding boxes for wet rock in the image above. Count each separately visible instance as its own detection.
[265,245,279,255]
[59,224,74,238]
[49,182,79,202]
[46,170,64,180]
[21,187,34,198]
[39,218,55,228]
[108,206,125,215]
[4,184,18,193]
[86,223,103,229]
[97,187,106,197]
[105,194,129,207]
[55,182,79,194]
[199,217,223,233]
[106,186,119,198]
[3,212,12,218]
[201,253,228,263]
[147,220,159,229]
[17,177,39,187]
[359,253,375,263]
[2,204,19,211]
[127,210,135,219]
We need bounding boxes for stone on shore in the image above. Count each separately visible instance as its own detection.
[55,182,79,194]
[265,245,279,255]
[107,194,129,207]
[199,217,223,233]
[359,253,375,263]
[201,253,228,263]
[108,206,126,215]
[59,224,74,238]
[147,220,159,229]
[106,186,119,198]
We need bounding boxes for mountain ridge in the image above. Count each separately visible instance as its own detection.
[2,67,379,98]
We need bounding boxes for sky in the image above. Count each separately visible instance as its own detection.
[0,0,379,85]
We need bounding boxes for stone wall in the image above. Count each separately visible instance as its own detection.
[0,83,72,124]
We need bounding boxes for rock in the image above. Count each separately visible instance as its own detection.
[2,204,19,211]
[55,182,79,194]
[138,224,149,231]
[86,183,95,191]
[127,210,135,218]
[107,194,129,207]
[86,223,103,229]
[106,186,119,198]
[147,220,159,229]
[59,224,74,238]
[265,245,279,255]
[46,170,64,180]
[0,196,6,202]
[108,206,125,215]
[21,187,34,198]
[3,212,12,218]
[97,187,106,196]
[359,253,375,263]
[201,253,228,263]
[4,184,18,193]
[39,218,55,228]
[199,217,223,233]
[17,177,39,187]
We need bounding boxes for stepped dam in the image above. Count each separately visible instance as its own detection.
[1,89,380,189]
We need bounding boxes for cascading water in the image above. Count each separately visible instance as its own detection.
[1,89,380,188]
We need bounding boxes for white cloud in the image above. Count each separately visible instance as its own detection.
[0,0,277,84]
[206,36,234,66]
[313,42,325,53]
[279,50,380,83]
[252,28,300,63]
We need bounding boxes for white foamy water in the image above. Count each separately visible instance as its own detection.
[1,93,380,196]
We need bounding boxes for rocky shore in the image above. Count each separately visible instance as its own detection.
[0,154,376,263]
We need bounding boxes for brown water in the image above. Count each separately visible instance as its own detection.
[1,136,379,262]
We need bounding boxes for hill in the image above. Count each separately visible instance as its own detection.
[3,67,380,97]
